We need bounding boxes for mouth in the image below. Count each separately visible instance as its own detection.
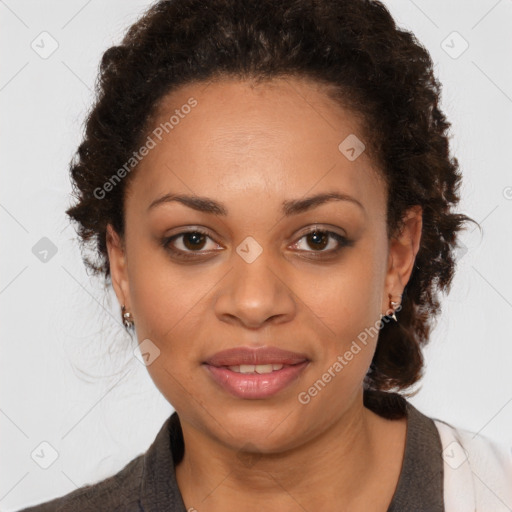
[202,345,311,399]
[220,363,296,374]
[202,360,310,399]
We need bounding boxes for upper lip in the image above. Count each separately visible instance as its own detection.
[203,346,309,367]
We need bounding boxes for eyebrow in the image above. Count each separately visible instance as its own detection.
[147,191,365,216]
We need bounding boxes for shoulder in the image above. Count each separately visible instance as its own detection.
[433,418,512,512]
[15,412,181,512]
[15,454,145,512]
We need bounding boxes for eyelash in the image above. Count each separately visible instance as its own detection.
[161,227,353,261]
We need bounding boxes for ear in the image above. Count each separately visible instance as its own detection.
[382,205,423,310]
[106,223,131,310]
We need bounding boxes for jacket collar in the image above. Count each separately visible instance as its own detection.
[140,412,187,511]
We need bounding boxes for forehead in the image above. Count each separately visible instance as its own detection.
[126,77,385,214]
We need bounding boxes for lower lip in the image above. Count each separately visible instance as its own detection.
[203,361,310,399]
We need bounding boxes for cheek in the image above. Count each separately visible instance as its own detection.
[128,263,209,410]
[125,228,209,340]
[292,255,385,426]
[302,249,384,349]
[130,272,197,335]
[129,266,214,360]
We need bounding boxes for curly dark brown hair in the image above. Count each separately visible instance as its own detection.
[65,0,478,395]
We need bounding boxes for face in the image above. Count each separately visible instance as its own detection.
[107,77,421,454]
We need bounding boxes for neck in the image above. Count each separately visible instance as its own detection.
[174,392,403,511]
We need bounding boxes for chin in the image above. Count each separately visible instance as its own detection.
[212,405,306,453]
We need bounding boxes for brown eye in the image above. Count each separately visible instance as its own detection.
[161,228,223,260]
[182,232,207,251]
[292,228,350,254]
[305,231,329,251]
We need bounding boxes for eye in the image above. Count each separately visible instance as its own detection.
[290,227,352,256]
[161,228,222,259]
[161,226,353,261]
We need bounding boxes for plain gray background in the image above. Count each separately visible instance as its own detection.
[1,0,511,509]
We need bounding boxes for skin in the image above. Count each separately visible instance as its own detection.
[106,76,422,511]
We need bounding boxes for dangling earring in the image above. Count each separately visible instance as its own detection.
[390,300,401,321]
[380,296,401,322]
[121,304,134,328]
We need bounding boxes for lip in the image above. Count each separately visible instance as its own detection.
[203,346,310,367]
[203,360,310,399]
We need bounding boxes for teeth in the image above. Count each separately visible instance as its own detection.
[228,364,285,374]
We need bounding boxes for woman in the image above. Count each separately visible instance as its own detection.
[18,0,512,510]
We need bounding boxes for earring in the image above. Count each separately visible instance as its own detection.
[380,296,401,322]
[389,300,400,321]
[121,304,134,328]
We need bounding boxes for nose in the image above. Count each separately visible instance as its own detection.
[213,245,297,329]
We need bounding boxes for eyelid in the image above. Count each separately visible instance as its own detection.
[294,224,347,239]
